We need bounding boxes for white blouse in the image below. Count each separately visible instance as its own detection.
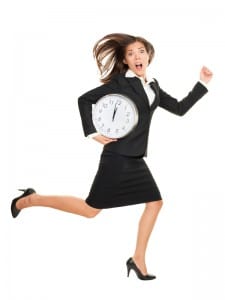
[125,69,156,106]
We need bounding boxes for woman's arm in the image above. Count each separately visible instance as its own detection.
[78,81,118,145]
[78,83,114,136]
[158,66,213,116]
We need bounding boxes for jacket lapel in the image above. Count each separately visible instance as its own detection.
[149,80,160,110]
[125,77,151,108]
[116,74,159,110]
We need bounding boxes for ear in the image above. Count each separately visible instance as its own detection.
[123,58,127,65]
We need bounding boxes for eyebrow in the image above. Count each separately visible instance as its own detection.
[127,47,145,52]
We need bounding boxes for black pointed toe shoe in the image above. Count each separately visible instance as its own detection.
[126,257,156,280]
[11,188,36,218]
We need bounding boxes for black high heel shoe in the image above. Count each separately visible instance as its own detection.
[11,188,36,218]
[126,257,156,280]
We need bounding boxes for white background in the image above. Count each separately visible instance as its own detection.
[2,0,225,299]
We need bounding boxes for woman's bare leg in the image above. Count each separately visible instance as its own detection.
[133,200,163,275]
[16,193,101,218]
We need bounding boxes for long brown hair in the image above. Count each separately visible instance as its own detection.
[93,33,155,84]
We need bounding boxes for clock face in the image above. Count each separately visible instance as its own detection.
[92,94,139,138]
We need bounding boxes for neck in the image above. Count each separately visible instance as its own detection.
[139,74,147,82]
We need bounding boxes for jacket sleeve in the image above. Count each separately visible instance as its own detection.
[78,83,116,137]
[158,82,208,116]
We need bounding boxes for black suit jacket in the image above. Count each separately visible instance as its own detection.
[78,73,208,157]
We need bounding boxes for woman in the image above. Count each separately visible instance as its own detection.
[11,33,213,280]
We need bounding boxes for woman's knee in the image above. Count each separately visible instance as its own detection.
[146,200,163,211]
[86,207,101,218]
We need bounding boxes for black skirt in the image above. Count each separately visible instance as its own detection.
[86,150,162,209]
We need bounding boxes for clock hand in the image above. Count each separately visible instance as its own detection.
[112,104,118,121]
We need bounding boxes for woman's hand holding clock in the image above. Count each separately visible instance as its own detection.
[93,134,117,145]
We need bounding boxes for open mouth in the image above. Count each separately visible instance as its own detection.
[135,63,143,70]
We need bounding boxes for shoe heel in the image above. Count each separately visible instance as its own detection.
[126,257,156,280]
[127,266,131,277]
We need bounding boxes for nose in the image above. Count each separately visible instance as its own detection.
[134,52,140,59]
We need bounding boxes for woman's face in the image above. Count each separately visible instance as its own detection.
[123,41,150,80]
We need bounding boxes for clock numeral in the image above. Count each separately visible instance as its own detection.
[97,117,101,122]
[103,103,108,108]
[99,109,102,113]
[116,100,121,106]
[122,126,126,130]
[107,128,111,133]
[100,123,104,128]
[109,99,114,105]
[115,129,119,134]
[126,119,130,123]
[126,112,130,117]
[124,105,127,111]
